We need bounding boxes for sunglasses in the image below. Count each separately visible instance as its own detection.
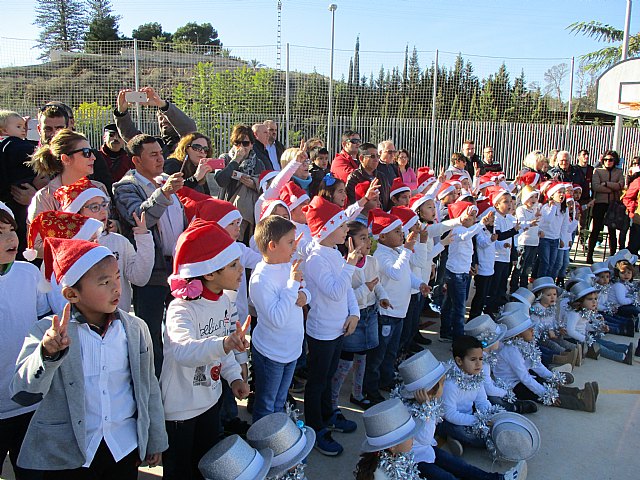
[82,201,110,213]
[604,157,615,162]
[348,138,362,144]
[189,144,210,154]
[323,173,337,187]
[68,147,93,158]
[234,140,252,147]
[363,153,379,159]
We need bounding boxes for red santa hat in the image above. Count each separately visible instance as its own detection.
[390,206,419,234]
[546,182,566,198]
[367,208,403,239]
[259,170,278,192]
[572,183,583,192]
[390,177,411,198]
[476,198,494,220]
[436,181,457,200]
[279,181,310,211]
[521,188,540,204]
[259,199,290,222]
[449,172,470,184]
[172,219,241,279]
[448,201,477,220]
[43,237,113,288]
[487,187,510,206]
[303,195,348,240]
[24,211,103,262]
[518,171,541,187]
[416,167,436,193]
[53,177,109,213]
[355,181,371,201]
[176,186,212,222]
[477,174,496,191]
[409,193,433,213]
[0,201,14,219]
[197,198,242,228]
[490,172,506,182]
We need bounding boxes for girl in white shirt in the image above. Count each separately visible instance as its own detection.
[609,259,640,332]
[512,186,540,289]
[536,182,568,279]
[553,184,579,286]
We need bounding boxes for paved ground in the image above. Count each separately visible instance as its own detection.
[3,246,639,479]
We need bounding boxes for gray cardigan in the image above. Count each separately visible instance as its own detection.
[11,309,168,471]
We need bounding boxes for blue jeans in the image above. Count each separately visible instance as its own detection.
[417,446,502,480]
[553,249,570,280]
[537,237,559,279]
[436,420,487,448]
[510,245,538,291]
[343,305,379,352]
[440,270,469,339]
[364,314,403,395]
[601,312,634,336]
[596,338,629,363]
[252,347,297,423]
[219,379,238,425]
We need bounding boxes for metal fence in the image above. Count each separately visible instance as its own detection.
[1,37,638,174]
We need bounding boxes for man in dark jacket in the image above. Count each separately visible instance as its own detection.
[96,124,134,185]
[548,150,587,188]
[264,119,285,168]
[252,123,276,170]
[346,143,391,210]
[474,145,503,175]
[462,139,480,178]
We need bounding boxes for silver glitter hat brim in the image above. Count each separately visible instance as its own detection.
[360,417,424,453]
[267,427,316,478]
[201,448,273,480]
[491,412,541,461]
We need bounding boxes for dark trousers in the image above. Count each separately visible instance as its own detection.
[469,274,491,319]
[364,315,404,396]
[510,245,538,291]
[628,223,640,255]
[163,402,222,480]
[513,377,584,410]
[132,284,171,377]
[417,446,501,480]
[399,293,424,353]
[43,440,137,480]
[587,202,619,259]
[485,261,510,314]
[0,411,42,480]
[304,335,343,432]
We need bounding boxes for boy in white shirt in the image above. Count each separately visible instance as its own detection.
[249,215,310,422]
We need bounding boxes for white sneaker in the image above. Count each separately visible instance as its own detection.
[504,460,527,480]
[446,437,464,456]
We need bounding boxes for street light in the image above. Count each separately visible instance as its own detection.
[613,0,633,152]
[327,4,337,155]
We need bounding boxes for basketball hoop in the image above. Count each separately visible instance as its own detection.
[619,101,640,111]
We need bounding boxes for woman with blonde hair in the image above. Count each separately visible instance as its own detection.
[164,132,214,194]
[522,150,549,179]
[280,147,312,194]
[26,128,109,256]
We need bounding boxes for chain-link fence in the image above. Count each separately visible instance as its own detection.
[1,37,639,177]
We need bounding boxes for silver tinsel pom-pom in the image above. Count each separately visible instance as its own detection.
[483,350,499,369]
[538,382,559,406]
[547,370,567,387]
[378,451,421,480]
[390,383,444,423]
[494,378,517,404]
[465,404,504,439]
[446,361,485,391]
[504,337,542,367]
[273,463,306,480]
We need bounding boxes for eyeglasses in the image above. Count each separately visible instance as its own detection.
[348,138,362,144]
[384,150,397,154]
[82,201,110,213]
[363,153,379,159]
[604,157,615,162]
[68,147,93,158]
[323,173,337,186]
[234,140,252,147]
[106,131,119,138]
[189,144,210,154]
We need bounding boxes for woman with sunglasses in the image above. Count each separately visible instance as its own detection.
[587,150,625,263]
[26,128,109,257]
[164,132,214,195]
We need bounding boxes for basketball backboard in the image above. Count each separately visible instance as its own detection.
[596,57,640,118]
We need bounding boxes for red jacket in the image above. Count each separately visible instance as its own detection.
[622,176,640,218]
[330,150,358,183]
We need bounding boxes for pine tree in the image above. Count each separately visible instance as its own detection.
[352,36,360,87]
[85,0,121,53]
[34,0,87,57]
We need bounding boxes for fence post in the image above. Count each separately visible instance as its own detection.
[566,56,575,147]
[429,49,439,168]
[133,38,141,129]
[285,43,290,148]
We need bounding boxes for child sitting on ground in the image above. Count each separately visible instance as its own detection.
[591,261,635,337]
[609,259,640,333]
[12,237,168,476]
[249,215,310,422]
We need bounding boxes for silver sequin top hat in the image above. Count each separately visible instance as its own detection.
[590,262,609,275]
[510,287,535,306]
[531,276,559,294]
[497,308,533,339]
[464,314,507,349]
[198,434,273,480]
[361,398,423,453]
[501,301,530,315]
[246,412,315,478]
[608,248,638,269]
[566,267,596,290]
[570,281,598,302]
[490,412,541,461]
[398,350,449,397]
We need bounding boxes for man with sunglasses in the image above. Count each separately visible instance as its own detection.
[346,142,391,210]
[96,124,134,184]
[330,130,361,183]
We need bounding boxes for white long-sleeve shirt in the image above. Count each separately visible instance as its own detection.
[374,243,423,318]
[249,262,309,363]
[538,203,568,241]
[419,219,458,283]
[254,159,300,223]
[409,241,428,294]
[493,343,553,397]
[446,223,484,274]
[99,231,154,312]
[559,202,579,250]
[412,416,438,463]
[305,242,359,340]
[516,205,540,246]
[565,309,590,343]
[352,255,389,309]
[610,281,638,307]
[442,375,491,426]
[160,294,243,421]
[494,213,518,263]
[482,362,508,398]
[475,226,496,276]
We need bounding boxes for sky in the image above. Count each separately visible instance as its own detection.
[2,0,639,86]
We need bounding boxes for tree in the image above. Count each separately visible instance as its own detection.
[568,21,640,72]
[84,0,121,53]
[34,0,86,57]
[173,22,222,54]
[543,63,569,108]
[132,22,172,47]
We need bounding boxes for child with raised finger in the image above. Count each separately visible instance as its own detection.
[160,220,251,479]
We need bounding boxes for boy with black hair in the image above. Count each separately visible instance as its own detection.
[309,146,330,198]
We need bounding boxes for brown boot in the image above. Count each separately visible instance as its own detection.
[574,343,583,366]
[580,383,596,412]
[568,348,579,367]
[585,343,600,360]
[552,352,572,365]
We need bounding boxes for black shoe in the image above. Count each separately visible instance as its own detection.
[364,392,386,407]
[408,342,424,353]
[294,367,308,382]
[635,339,640,357]
[289,377,306,393]
[223,417,250,437]
[414,334,432,346]
[625,343,634,365]
[514,399,538,414]
[246,392,254,414]
[350,394,371,409]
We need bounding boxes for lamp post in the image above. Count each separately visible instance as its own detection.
[613,0,632,152]
[327,4,337,155]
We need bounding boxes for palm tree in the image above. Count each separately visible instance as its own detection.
[567,21,640,72]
